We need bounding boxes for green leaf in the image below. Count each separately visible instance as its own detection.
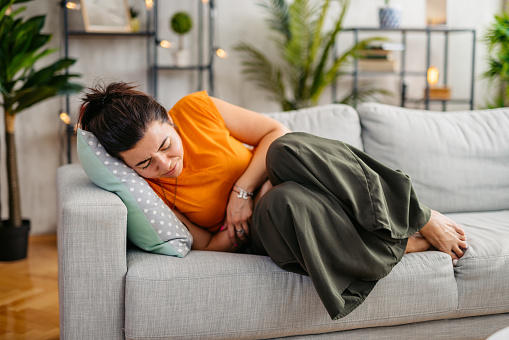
[233,42,289,108]
[21,58,76,89]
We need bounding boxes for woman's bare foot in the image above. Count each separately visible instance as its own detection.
[419,210,469,262]
[405,232,432,254]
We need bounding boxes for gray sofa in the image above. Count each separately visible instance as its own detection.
[57,102,509,340]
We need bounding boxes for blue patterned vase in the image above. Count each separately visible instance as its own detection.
[379,6,402,28]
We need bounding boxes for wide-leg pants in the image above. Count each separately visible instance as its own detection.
[250,132,431,320]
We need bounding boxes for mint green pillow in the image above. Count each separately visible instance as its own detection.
[77,128,192,257]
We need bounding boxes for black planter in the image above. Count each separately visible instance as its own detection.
[0,219,30,261]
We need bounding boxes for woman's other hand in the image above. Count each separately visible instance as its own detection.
[225,190,253,245]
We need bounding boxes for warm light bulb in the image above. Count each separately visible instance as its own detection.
[60,112,71,125]
[145,0,154,10]
[216,48,228,59]
[202,0,209,3]
[427,66,439,86]
[66,2,81,10]
[160,40,172,48]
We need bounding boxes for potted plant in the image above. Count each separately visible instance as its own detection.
[130,6,140,33]
[0,0,82,261]
[234,0,389,111]
[170,11,193,67]
[379,0,402,29]
[482,11,509,108]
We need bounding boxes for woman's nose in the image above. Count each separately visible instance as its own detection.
[153,154,170,170]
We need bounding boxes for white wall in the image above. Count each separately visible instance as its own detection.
[0,0,503,234]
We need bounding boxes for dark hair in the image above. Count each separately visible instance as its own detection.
[78,82,170,159]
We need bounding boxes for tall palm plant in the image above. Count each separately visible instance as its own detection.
[482,11,509,108]
[0,0,82,232]
[234,0,388,111]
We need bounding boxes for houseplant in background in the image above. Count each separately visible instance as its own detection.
[234,0,388,111]
[170,11,193,67]
[0,0,82,261]
[379,0,402,29]
[130,6,140,33]
[482,10,509,108]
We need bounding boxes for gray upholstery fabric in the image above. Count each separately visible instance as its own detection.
[445,210,509,316]
[57,102,509,340]
[57,165,127,340]
[357,103,509,213]
[264,104,363,150]
[284,313,509,340]
[125,248,457,339]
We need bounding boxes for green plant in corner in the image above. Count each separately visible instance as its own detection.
[234,0,389,111]
[482,11,509,108]
[0,0,82,258]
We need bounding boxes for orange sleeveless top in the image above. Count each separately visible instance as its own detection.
[146,91,253,233]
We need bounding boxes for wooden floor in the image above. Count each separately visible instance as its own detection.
[0,235,59,340]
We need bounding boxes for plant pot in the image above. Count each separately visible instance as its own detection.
[379,6,402,28]
[172,49,190,67]
[131,18,141,33]
[0,220,30,261]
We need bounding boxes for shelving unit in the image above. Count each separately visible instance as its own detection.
[60,0,215,163]
[333,27,476,110]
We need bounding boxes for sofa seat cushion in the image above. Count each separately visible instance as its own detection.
[357,103,509,213]
[445,210,509,317]
[264,104,364,150]
[125,248,457,340]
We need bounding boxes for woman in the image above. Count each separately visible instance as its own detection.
[79,82,468,319]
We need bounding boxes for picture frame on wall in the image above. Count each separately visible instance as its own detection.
[426,0,447,26]
[81,0,131,33]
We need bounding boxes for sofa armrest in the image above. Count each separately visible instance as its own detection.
[57,164,127,340]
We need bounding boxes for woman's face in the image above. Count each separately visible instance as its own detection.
[120,121,184,179]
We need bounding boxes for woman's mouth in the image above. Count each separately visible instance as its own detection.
[163,161,178,177]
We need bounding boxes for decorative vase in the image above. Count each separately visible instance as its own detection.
[173,49,190,67]
[0,220,30,261]
[131,18,141,33]
[379,6,402,28]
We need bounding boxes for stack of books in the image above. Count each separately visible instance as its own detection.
[357,43,402,72]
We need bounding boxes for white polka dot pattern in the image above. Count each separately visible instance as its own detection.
[78,129,192,257]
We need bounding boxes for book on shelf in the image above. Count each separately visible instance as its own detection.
[357,59,396,72]
[358,48,393,60]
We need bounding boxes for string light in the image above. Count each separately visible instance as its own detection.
[60,112,71,125]
[160,40,172,49]
[215,48,227,59]
[145,0,154,10]
[66,2,81,10]
[427,66,439,86]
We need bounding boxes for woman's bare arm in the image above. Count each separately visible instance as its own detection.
[210,97,290,245]
[172,209,242,252]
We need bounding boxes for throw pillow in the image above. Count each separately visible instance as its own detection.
[76,128,193,257]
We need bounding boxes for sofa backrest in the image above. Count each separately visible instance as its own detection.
[357,103,509,213]
[264,104,364,150]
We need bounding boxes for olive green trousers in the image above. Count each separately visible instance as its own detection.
[251,132,431,320]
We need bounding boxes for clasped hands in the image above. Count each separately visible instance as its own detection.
[223,189,253,247]
[222,180,274,247]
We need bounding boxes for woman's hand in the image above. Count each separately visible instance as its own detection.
[225,190,253,245]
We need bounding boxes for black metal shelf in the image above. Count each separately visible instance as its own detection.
[68,31,155,37]
[61,0,215,163]
[156,65,211,71]
[334,27,476,111]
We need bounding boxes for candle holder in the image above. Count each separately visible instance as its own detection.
[425,66,451,100]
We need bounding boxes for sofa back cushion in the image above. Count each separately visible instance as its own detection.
[264,104,364,149]
[357,103,509,213]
